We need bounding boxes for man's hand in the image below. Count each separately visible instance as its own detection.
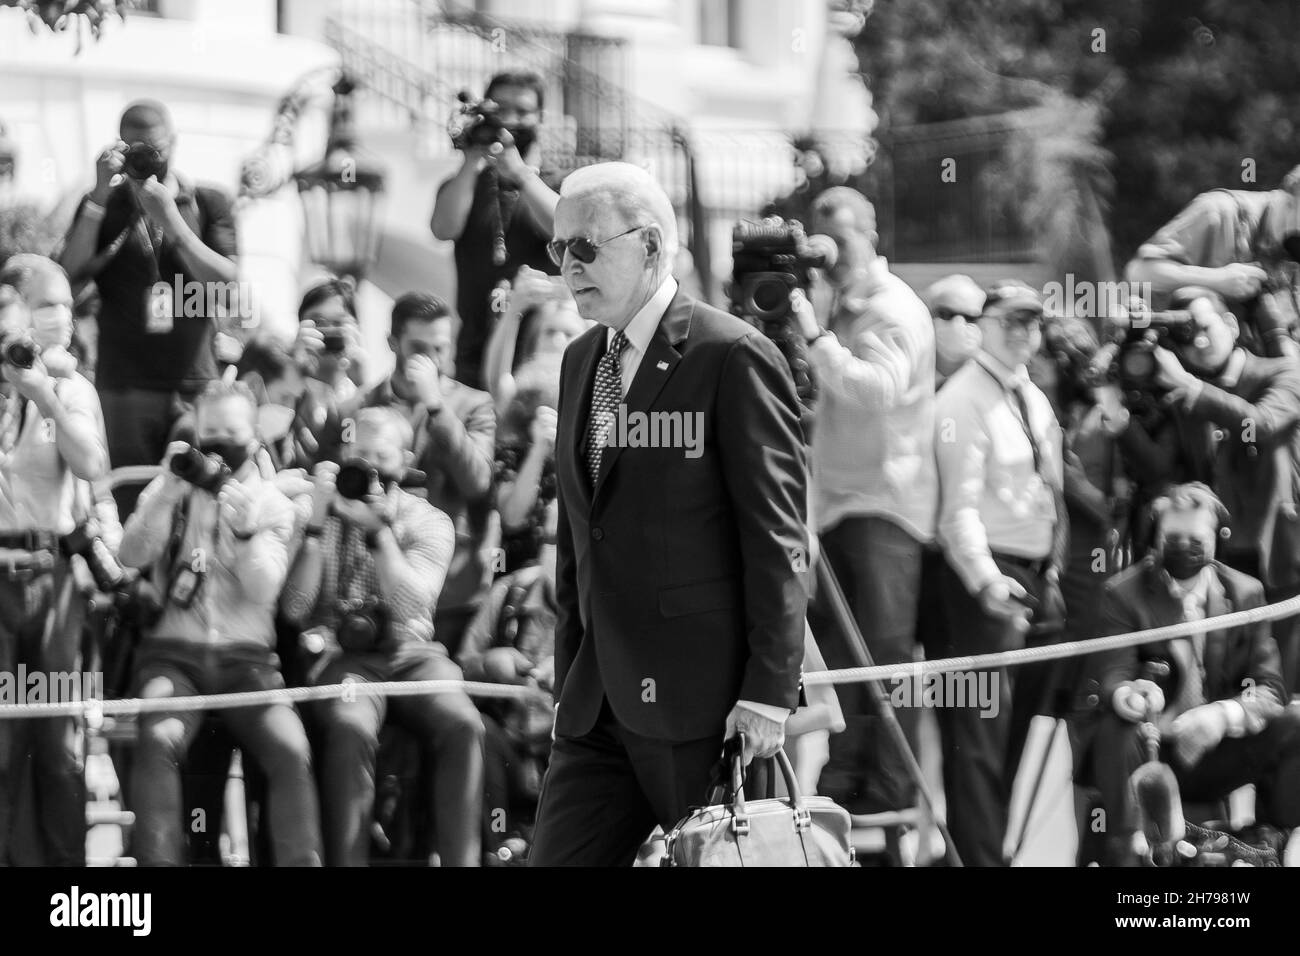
[530,405,558,453]
[40,346,78,380]
[331,489,392,534]
[293,319,326,364]
[218,480,260,538]
[724,703,786,767]
[492,129,532,184]
[93,141,126,198]
[530,655,555,692]
[407,353,444,411]
[789,287,822,342]
[134,175,184,236]
[1169,702,1228,767]
[309,461,339,526]
[510,264,557,314]
[1214,263,1268,301]
[1113,679,1166,723]
[272,467,313,500]
[976,575,1033,634]
[482,646,532,685]
[3,356,57,410]
[1151,345,1198,392]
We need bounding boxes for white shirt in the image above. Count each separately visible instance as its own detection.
[607,275,678,396]
[606,273,791,725]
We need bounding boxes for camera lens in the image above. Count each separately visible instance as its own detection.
[2,339,36,370]
[747,276,792,320]
[1120,348,1155,382]
[169,445,205,481]
[321,329,347,353]
[336,459,376,500]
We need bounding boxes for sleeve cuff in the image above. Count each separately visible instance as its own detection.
[737,700,792,724]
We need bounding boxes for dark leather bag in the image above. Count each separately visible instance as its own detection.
[661,742,854,867]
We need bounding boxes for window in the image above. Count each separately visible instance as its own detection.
[698,0,741,50]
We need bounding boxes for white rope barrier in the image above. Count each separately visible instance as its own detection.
[2,592,1297,720]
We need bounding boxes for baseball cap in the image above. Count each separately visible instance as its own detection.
[982,280,1044,320]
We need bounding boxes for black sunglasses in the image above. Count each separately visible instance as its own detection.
[547,225,646,267]
[934,307,977,322]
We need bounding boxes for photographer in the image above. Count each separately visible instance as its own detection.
[1140,287,1300,694]
[360,293,497,656]
[494,353,561,575]
[118,380,321,866]
[1126,167,1300,360]
[1089,483,1300,866]
[59,100,239,517]
[289,278,367,469]
[0,258,109,866]
[280,407,484,868]
[791,187,936,817]
[430,72,561,391]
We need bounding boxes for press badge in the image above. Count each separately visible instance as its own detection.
[144,283,174,334]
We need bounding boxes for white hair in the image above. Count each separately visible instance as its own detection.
[559,161,680,264]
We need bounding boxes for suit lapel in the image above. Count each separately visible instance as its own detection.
[567,328,605,510]
[1203,568,1232,687]
[591,293,695,506]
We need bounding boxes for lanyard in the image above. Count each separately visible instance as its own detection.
[979,360,1046,478]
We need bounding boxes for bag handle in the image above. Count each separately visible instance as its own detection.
[728,734,809,834]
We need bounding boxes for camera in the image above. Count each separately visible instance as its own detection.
[337,596,389,653]
[122,142,165,180]
[60,522,126,594]
[321,328,348,354]
[1085,301,1206,410]
[448,91,509,151]
[335,457,427,501]
[729,217,835,413]
[169,443,231,494]
[1,332,38,370]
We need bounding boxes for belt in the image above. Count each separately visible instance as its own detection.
[0,549,57,579]
[0,529,60,552]
[992,551,1049,577]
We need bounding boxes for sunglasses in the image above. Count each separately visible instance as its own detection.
[547,225,647,267]
[995,311,1045,332]
[934,307,977,322]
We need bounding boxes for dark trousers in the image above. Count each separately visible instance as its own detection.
[98,386,197,518]
[130,639,321,866]
[311,642,485,867]
[529,698,723,866]
[935,557,1049,866]
[1092,703,1300,835]
[813,515,923,812]
[0,557,86,865]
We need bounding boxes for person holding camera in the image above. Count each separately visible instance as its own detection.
[117,379,321,866]
[59,100,239,518]
[360,293,497,657]
[1135,287,1300,695]
[288,278,368,470]
[790,187,936,817]
[0,258,109,865]
[493,353,561,576]
[932,281,1068,866]
[1126,167,1300,360]
[281,406,484,867]
[1088,483,1300,867]
[430,72,561,392]
[482,264,585,414]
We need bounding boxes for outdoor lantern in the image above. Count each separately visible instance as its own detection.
[294,73,387,282]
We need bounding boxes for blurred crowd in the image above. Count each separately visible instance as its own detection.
[2,72,1300,867]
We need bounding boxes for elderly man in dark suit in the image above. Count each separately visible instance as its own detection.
[1091,483,1300,866]
[528,162,809,866]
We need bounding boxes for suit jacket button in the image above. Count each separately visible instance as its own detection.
[591,527,604,541]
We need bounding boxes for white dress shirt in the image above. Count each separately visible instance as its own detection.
[608,275,678,397]
[607,274,792,725]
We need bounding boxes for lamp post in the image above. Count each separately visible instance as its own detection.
[294,73,387,283]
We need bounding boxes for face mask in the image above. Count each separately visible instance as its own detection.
[257,403,296,443]
[31,304,73,350]
[935,319,980,365]
[198,440,253,474]
[1161,539,1209,581]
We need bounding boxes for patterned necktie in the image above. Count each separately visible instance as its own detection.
[584,330,629,487]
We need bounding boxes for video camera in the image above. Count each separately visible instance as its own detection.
[448,91,511,152]
[728,217,836,412]
[169,443,231,494]
[0,331,38,370]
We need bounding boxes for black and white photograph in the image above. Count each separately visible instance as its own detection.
[0,0,1297,938]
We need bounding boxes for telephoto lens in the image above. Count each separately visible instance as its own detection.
[169,444,230,494]
[335,458,377,500]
